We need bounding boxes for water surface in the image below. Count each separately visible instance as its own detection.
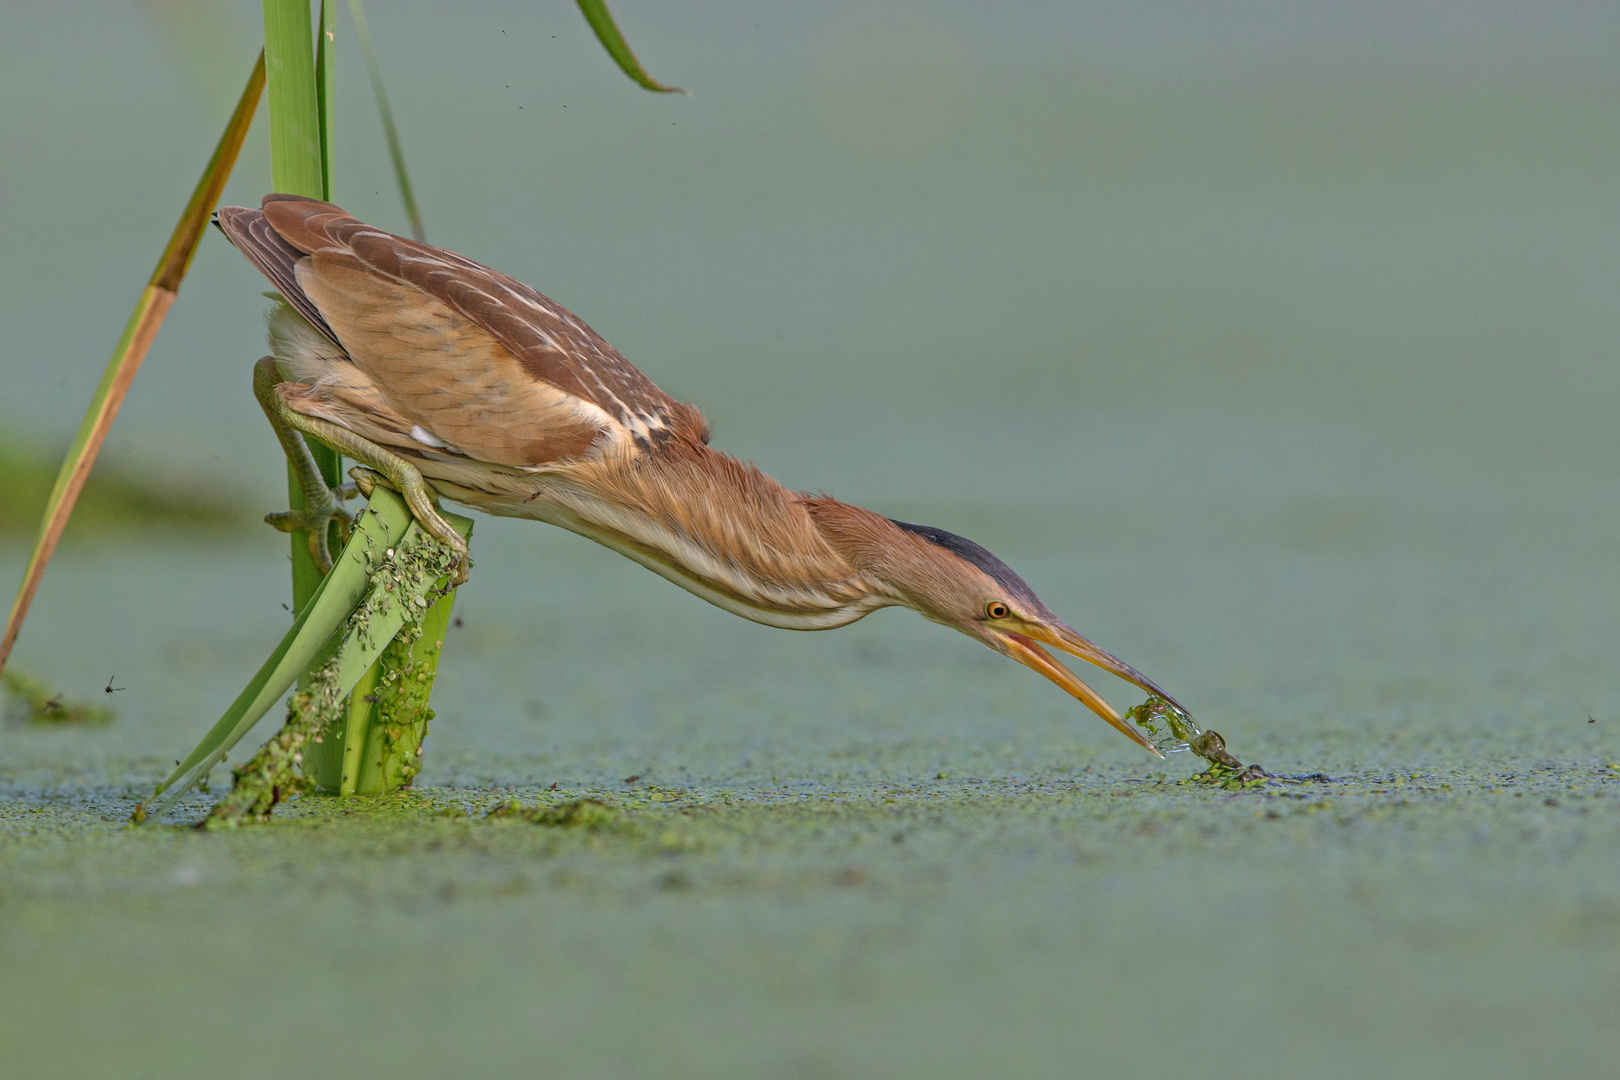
[2,2,1618,1076]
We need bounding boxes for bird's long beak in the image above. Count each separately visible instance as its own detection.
[1000,623,1186,758]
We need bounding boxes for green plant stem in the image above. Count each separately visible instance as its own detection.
[354,586,458,792]
[262,1,324,199]
[262,0,341,613]
[336,661,382,793]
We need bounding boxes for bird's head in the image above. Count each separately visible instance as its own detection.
[823,511,1184,756]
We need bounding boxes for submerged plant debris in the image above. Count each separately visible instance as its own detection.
[0,427,244,536]
[487,797,622,829]
[205,524,462,827]
[1123,694,1271,789]
[1,667,112,726]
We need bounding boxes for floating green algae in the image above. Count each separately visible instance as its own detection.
[1123,694,1271,788]
[0,426,244,536]
[487,797,622,829]
[1,667,112,726]
[4,689,1619,1080]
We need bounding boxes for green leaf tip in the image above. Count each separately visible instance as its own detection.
[575,0,688,95]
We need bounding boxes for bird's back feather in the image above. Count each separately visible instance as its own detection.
[216,195,709,469]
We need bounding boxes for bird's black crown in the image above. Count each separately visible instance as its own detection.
[889,520,1051,616]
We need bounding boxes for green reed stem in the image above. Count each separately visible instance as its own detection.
[263,0,341,615]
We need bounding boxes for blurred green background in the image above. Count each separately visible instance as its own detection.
[2,2,1618,1077]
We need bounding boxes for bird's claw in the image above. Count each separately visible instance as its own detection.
[347,466,470,586]
[443,539,472,588]
[263,485,353,576]
[347,465,385,500]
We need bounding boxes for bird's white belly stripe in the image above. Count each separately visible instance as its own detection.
[580,527,880,631]
[505,487,882,630]
[573,500,850,611]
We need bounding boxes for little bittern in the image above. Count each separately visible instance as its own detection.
[217,195,1183,755]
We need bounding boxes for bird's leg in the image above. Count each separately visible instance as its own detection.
[252,359,471,584]
[253,356,353,574]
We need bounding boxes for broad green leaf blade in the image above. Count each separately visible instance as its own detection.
[337,662,384,795]
[347,0,425,240]
[0,51,265,679]
[347,530,468,794]
[139,492,416,821]
[575,0,686,94]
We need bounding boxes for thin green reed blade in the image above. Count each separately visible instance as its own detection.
[316,0,338,200]
[140,491,415,821]
[0,51,265,680]
[348,0,425,241]
[575,0,687,94]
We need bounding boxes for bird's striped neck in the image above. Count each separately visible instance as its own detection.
[443,443,896,631]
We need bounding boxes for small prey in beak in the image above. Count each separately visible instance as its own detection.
[998,623,1188,757]
[881,518,1187,756]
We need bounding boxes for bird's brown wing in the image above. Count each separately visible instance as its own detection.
[220,194,707,468]
[215,203,338,343]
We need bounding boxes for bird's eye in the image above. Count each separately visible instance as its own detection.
[985,601,1010,620]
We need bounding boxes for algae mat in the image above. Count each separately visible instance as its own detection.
[2,501,1617,1079]
[5,5,1620,1073]
[2,743,1616,1078]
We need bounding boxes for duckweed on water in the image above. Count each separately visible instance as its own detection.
[487,797,622,829]
[4,744,1618,1078]
[1123,694,1271,788]
[1,667,112,726]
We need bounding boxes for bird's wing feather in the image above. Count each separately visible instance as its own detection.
[256,195,708,460]
[214,205,339,342]
[293,248,607,467]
